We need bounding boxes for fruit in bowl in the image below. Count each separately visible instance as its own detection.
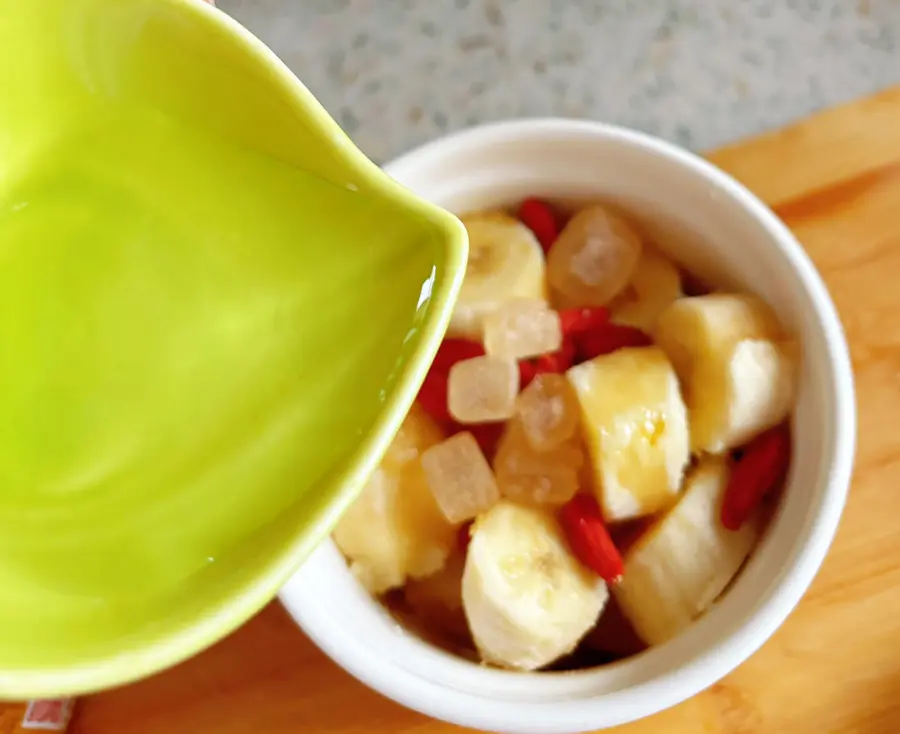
[279,120,853,734]
[333,197,797,671]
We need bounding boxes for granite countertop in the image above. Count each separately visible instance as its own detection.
[219,0,899,164]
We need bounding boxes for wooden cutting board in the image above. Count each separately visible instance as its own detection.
[69,87,900,734]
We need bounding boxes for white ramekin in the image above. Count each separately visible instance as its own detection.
[279,120,856,734]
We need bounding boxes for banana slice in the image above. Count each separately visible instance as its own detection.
[449,213,548,340]
[462,501,608,670]
[333,404,457,594]
[611,245,682,332]
[614,457,759,645]
[654,293,795,454]
[567,346,690,523]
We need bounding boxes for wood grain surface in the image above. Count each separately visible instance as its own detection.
[70,87,900,734]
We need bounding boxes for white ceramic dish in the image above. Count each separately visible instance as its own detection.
[279,120,856,734]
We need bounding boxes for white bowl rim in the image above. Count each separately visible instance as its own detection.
[279,118,856,734]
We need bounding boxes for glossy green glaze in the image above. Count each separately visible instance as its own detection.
[0,0,466,696]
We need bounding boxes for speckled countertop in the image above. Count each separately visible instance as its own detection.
[218,0,899,164]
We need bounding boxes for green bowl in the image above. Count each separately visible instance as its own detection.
[0,0,466,697]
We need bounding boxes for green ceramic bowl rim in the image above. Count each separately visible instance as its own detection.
[4,0,467,698]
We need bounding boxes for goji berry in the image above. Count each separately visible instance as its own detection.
[470,422,504,459]
[530,337,577,376]
[518,198,559,254]
[457,521,474,552]
[576,324,652,362]
[558,494,624,584]
[721,424,791,531]
[518,359,537,389]
[417,370,452,424]
[519,338,576,389]
[532,353,563,376]
[558,307,610,337]
[431,338,485,373]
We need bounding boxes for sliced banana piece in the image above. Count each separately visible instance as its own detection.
[449,213,548,340]
[567,346,690,523]
[614,457,760,645]
[611,245,682,332]
[462,501,608,670]
[654,293,795,454]
[333,404,456,594]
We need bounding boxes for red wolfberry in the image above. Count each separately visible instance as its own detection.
[431,338,485,373]
[558,494,624,584]
[518,359,537,389]
[534,339,577,374]
[417,370,452,424]
[470,422,505,459]
[557,307,610,336]
[519,338,576,388]
[576,324,652,362]
[721,424,791,531]
[533,353,565,376]
[518,197,559,254]
[457,521,474,552]
[561,337,578,367]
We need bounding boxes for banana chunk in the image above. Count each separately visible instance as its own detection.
[567,346,690,523]
[333,405,456,594]
[462,501,608,670]
[611,245,682,332]
[614,457,759,645]
[449,213,548,340]
[654,293,795,454]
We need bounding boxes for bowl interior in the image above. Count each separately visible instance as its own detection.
[280,122,854,733]
[0,0,466,696]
